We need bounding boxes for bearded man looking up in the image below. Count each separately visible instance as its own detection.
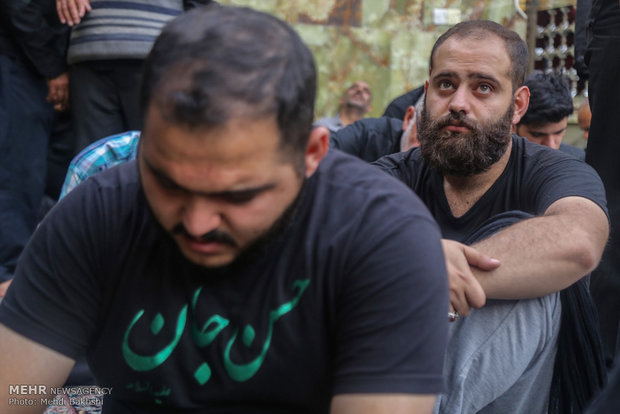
[375,20,609,413]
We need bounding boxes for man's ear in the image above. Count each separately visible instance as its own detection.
[511,85,530,125]
[305,126,329,177]
[402,105,416,131]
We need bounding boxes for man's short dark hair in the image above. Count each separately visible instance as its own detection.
[140,4,317,165]
[429,20,528,90]
[519,71,574,125]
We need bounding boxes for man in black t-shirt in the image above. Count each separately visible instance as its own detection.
[375,20,609,413]
[0,5,449,414]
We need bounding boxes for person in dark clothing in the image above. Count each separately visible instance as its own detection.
[575,0,592,80]
[375,20,609,413]
[0,0,68,298]
[383,85,424,119]
[331,99,420,162]
[55,0,214,155]
[580,0,620,369]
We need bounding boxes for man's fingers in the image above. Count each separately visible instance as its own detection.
[461,244,500,271]
[449,288,472,316]
[57,0,91,26]
[465,279,486,309]
[56,0,66,24]
[75,0,91,18]
[68,0,81,24]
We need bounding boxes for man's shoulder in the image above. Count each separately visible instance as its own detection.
[314,114,342,131]
[341,116,403,136]
[318,150,429,213]
[513,135,587,166]
[330,116,403,161]
[63,159,142,207]
[372,147,426,179]
[61,131,141,197]
[70,131,141,173]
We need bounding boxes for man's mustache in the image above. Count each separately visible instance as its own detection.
[171,224,237,246]
[434,111,478,130]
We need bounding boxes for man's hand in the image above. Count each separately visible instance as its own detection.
[0,280,11,298]
[46,72,69,112]
[441,239,500,318]
[56,0,91,26]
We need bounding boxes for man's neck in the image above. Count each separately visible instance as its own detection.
[339,105,366,127]
[442,139,512,218]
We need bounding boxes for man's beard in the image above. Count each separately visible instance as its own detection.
[418,101,514,177]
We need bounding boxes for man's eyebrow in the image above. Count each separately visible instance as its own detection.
[431,71,500,84]
[468,72,501,84]
[431,71,457,80]
[143,157,277,197]
[144,157,182,189]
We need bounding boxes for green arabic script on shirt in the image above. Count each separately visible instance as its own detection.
[122,278,310,385]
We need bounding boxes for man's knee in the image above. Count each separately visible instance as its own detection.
[438,295,561,413]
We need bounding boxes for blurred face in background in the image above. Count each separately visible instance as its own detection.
[341,81,372,112]
[516,118,568,149]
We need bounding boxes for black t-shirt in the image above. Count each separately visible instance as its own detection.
[330,117,404,163]
[558,142,586,161]
[374,135,607,241]
[0,150,449,413]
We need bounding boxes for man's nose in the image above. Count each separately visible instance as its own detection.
[448,86,471,114]
[543,134,563,150]
[182,196,222,237]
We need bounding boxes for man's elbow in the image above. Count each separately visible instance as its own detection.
[571,226,609,275]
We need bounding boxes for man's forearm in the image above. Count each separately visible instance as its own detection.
[472,197,608,299]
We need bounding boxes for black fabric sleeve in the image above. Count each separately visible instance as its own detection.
[331,117,404,162]
[330,120,372,158]
[523,147,608,218]
[0,179,112,359]
[371,150,418,186]
[331,197,449,394]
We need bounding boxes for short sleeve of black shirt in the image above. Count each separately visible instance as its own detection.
[330,117,404,163]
